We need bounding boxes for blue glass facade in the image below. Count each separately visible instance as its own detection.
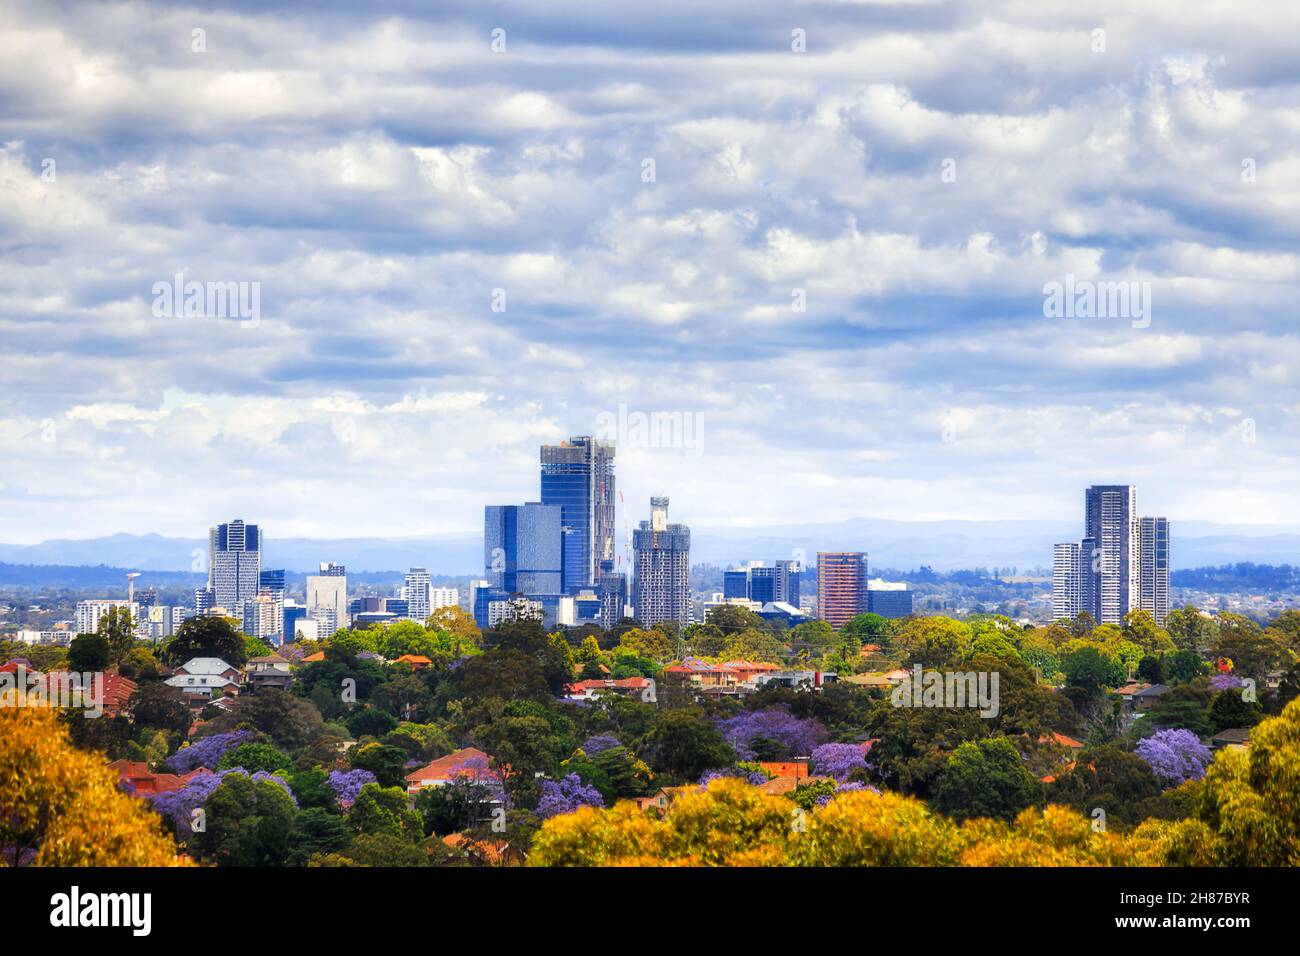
[484,503,563,594]
[723,569,750,599]
[540,437,615,593]
[867,588,913,619]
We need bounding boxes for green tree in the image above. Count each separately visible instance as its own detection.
[216,742,292,774]
[164,616,248,666]
[932,737,1043,822]
[289,806,354,865]
[95,605,138,664]
[349,783,422,841]
[67,633,111,672]
[195,772,298,866]
[642,709,736,783]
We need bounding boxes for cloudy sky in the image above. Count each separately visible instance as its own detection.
[2,0,1299,545]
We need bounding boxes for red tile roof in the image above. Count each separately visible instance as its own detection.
[405,747,497,784]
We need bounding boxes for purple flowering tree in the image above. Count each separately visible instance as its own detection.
[164,730,255,774]
[1210,673,1242,691]
[580,734,622,755]
[699,767,768,787]
[536,774,605,819]
[150,767,297,837]
[716,706,828,761]
[1135,729,1213,787]
[810,742,869,781]
[328,768,377,809]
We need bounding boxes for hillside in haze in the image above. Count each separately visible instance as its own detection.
[5,519,1300,578]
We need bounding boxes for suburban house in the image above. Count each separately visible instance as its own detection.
[393,654,433,670]
[563,676,652,701]
[246,654,293,692]
[759,774,832,796]
[37,669,138,717]
[173,657,242,683]
[405,747,500,795]
[165,657,244,704]
[1131,684,1171,713]
[1210,727,1252,751]
[107,759,205,796]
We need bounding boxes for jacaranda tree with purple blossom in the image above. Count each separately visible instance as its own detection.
[716,706,828,761]
[329,769,377,809]
[164,730,255,774]
[536,773,605,819]
[1135,729,1213,787]
[150,767,296,839]
[810,742,869,781]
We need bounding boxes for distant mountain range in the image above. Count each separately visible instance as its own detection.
[4,519,1300,580]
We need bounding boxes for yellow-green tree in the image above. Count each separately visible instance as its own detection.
[0,694,191,866]
[1133,697,1300,865]
[529,777,1148,867]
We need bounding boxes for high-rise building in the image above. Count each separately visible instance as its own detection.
[1051,542,1084,622]
[258,569,286,643]
[76,599,139,636]
[540,436,616,593]
[1139,516,1171,625]
[723,568,752,600]
[430,587,459,611]
[866,579,912,619]
[775,559,801,606]
[1056,487,1171,626]
[403,567,432,622]
[306,563,348,631]
[484,503,564,594]
[1083,485,1139,624]
[816,552,868,629]
[209,519,262,613]
[596,559,629,629]
[632,497,691,626]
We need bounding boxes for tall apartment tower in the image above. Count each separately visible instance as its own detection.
[306,562,349,630]
[632,497,691,626]
[540,436,616,593]
[1051,542,1084,621]
[1138,516,1171,625]
[404,567,432,623]
[816,552,869,629]
[1083,485,1139,624]
[208,519,262,613]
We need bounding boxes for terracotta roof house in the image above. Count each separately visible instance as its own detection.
[393,654,433,670]
[760,774,833,796]
[759,760,809,781]
[720,660,782,683]
[108,760,206,796]
[302,651,326,663]
[563,676,652,701]
[405,747,500,794]
[1038,732,1085,749]
[38,670,137,717]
